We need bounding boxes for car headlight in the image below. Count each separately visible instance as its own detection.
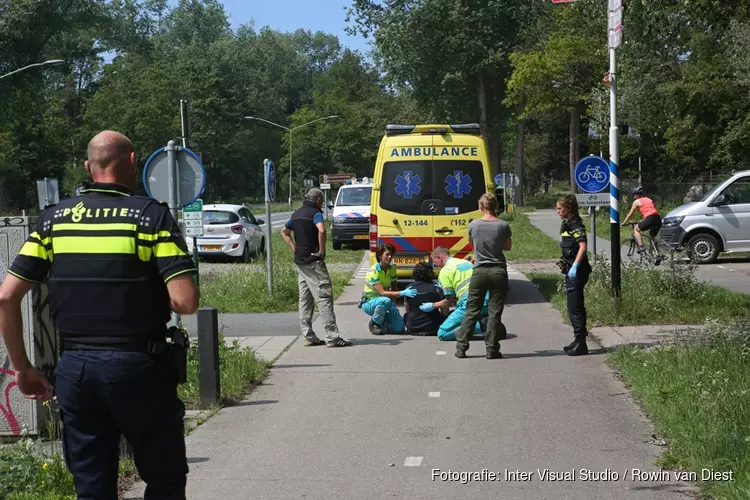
[662,216,684,227]
[333,217,345,224]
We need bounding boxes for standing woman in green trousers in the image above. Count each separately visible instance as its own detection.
[455,193,512,359]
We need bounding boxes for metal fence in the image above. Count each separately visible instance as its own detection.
[618,180,719,209]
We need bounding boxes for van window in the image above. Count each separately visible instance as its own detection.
[336,187,372,206]
[379,160,485,215]
[721,177,750,204]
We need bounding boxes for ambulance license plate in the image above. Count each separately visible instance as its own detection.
[353,234,368,240]
[393,256,426,265]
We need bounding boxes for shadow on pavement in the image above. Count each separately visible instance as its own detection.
[354,338,413,345]
[232,399,279,407]
[187,457,209,464]
[502,348,607,359]
[272,364,333,368]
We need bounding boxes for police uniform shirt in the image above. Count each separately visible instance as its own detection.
[8,182,197,341]
[560,215,591,270]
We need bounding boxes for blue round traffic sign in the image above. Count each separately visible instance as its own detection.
[143,146,206,207]
[574,156,609,193]
[266,160,276,202]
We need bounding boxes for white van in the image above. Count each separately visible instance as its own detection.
[329,179,373,250]
[661,169,750,263]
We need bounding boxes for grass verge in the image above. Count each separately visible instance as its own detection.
[608,320,750,499]
[503,212,561,261]
[179,336,270,408]
[0,336,269,499]
[527,256,750,327]
[200,226,364,313]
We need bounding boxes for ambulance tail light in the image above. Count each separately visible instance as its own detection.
[369,214,378,252]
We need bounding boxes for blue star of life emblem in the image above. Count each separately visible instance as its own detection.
[445,170,472,199]
[394,171,422,199]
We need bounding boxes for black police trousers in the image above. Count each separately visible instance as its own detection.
[565,271,589,337]
[55,349,187,500]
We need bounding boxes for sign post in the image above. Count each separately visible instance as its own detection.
[36,178,59,210]
[264,159,276,296]
[574,155,611,256]
[183,199,203,287]
[144,142,206,326]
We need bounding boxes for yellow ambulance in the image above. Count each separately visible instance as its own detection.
[368,123,495,277]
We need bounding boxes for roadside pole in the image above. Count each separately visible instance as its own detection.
[166,140,182,325]
[608,0,623,300]
[180,99,200,283]
[590,206,597,255]
[263,159,275,296]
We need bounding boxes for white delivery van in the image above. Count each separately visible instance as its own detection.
[328,179,373,250]
[661,169,750,264]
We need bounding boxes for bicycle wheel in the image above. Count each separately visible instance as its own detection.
[621,238,642,263]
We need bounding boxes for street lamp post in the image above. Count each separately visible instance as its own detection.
[244,115,339,207]
[0,59,65,80]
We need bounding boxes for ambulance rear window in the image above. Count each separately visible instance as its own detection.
[380,160,431,215]
[380,160,485,215]
[433,160,485,215]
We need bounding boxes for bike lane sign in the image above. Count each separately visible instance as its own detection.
[574,155,610,193]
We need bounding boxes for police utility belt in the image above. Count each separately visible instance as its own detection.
[61,326,190,384]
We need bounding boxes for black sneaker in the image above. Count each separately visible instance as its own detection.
[454,350,467,359]
[369,320,384,336]
[486,351,502,359]
[327,337,353,347]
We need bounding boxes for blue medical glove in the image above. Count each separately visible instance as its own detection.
[399,287,417,298]
[567,262,579,280]
[420,302,435,313]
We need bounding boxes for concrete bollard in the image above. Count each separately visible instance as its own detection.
[197,307,220,408]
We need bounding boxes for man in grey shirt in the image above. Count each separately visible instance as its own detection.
[455,193,512,359]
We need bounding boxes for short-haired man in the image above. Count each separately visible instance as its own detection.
[281,188,353,347]
[418,247,487,341]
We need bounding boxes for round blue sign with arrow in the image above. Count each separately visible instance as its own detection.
[574,155,610,193]
[265,159,276,202]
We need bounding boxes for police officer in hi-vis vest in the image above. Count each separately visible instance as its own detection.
[0,130,200,499]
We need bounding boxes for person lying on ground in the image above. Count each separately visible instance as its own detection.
[403,262,447,336]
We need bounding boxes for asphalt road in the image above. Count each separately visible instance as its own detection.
[127,259,694,500]
[527,209,750,295]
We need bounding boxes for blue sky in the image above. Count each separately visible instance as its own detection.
[219,0,372,54]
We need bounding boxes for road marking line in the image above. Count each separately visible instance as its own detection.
[404,456,423,467]
[428,392,441,398]
[717,265,726,269]
[436,351,446,355]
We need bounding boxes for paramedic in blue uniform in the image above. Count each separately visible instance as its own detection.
[0,130,200,500]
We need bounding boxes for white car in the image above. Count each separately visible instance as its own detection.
[185,204,266,263]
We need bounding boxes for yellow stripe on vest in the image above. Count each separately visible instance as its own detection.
[53,223,138,232]
[154,241,187,258]
[53,236,135,254]
[19,241,50,260]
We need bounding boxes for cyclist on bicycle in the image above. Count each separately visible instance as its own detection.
[621,187,662,254]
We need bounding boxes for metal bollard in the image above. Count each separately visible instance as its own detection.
[197,307,221,408]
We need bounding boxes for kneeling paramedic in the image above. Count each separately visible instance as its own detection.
[360,244,416,335]
[0,130,200,500]
[421,247,487,341]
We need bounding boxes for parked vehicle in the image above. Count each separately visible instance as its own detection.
[186,204,265,263]
[661,170,750,264]
[329,179,373,250]
[368,123,494,278]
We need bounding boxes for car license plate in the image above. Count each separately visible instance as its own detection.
[393,256,426,265]
[202,245,222,251]
[353,234,369,240]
